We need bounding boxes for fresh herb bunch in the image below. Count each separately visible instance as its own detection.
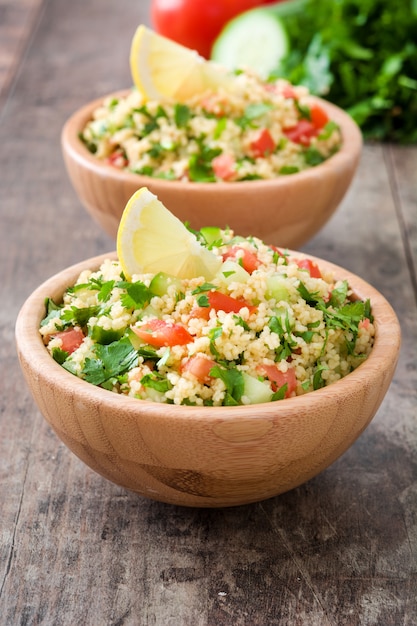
[271,0,417,142]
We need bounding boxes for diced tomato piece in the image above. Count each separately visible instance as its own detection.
[53,327,85,354]
[107,150,128,168]
[283,120,317,146]
[182,355,216,384]
[281,85,298,99]
[212,153,236,180]
[257,364,297,398]
[359,318,371,330]
[189,306,210,321]
[249,128,275,158]
[222,246,260,274]
[310,104,329,130]
[207,291,256,315]
[296,258,322,279]
[132,319,193,347]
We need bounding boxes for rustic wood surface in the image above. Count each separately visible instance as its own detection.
[1,0,416,624]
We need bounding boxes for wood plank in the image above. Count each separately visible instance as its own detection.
[0,0,44,110]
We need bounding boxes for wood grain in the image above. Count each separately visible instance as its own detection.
[1,0,416,623]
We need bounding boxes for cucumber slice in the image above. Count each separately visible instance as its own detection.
[200,226,222,247]
[265,275,290,302]
[242,372,273,404]
[216,260,250,285]
[149,271,182,297]
[211,8,289,78]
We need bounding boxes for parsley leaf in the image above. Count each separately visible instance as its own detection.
[209,365,244,404]
[81,337,138,385]
[118,280,152,310]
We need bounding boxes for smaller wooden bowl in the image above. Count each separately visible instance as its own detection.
[15,251,400,508]
[61,91,362,248]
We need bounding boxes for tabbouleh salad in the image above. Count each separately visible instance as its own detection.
[40,228,374,406]
[80,71,342,182]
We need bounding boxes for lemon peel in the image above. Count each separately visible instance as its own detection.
[117,187,222,281]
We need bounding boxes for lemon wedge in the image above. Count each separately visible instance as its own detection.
[117,188,222,281]
[130,25,232,102]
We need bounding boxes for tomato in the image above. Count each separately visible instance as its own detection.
[249,128,275,158]
[283,119,316,146]
[207,291,256,314]
[107,150,128,168]
[212,153,236,181]
[189,306,211,321]
[310,104,329,130]
[53,327,85,354]
[222,246,260,274]
[283,104,329,146]
[296,258,322,279]
[281,85,298,99]
[182,355,216,383]
[151,0,264,59]
[257,364,296,398]
[132,319,193,347]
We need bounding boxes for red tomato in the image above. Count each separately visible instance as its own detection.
[132,319,193,347]
[189,306,210,321]
[281,85,298,99]
[212,153,236,181]
[207,291,256,314]
[257,364,296,398]
[283,119,316,146]
[222,246,260,274]
[151,0,264,59]
[296,258,322,279]
[182,355,216,383]
[249,128,275,158]
[107,150,128,168]
[310,104,329,130]
[53,328,85,354]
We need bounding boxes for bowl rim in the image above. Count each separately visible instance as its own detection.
[15,250,401,421]
[61,88,363,193]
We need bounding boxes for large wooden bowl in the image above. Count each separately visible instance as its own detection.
[61,91,362,247]
[15,251,400,508]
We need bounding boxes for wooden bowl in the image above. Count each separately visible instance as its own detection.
[15,251,400,508]
[61,91,362,247]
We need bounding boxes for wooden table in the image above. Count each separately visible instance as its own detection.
[1,1,416,624]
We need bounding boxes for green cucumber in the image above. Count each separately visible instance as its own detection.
[149,272,182,297]
[90,325,125,345]
[216,260,250,285]
[211,0,306,78]
[242,372,273,404]
[265,275,290,302]
[200,226,222,247]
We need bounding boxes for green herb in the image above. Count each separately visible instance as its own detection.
[192,283,217,294]
[41,297,62,326]
[209,365,244,405]
[117,280,152,310]
[61,305,100,328]
[140,372,172,393]
[196,294,210,307]
[80,337,138,385]
[313,363,328,390]
[213,117,227,139]
[271,0,417,142]
[208,324,223,358]
[188,139,222,182]
[174,103,192,128]
[233,315,251,331]
[271,383,288,401]
[51,347,68,365]
[329,280,349,307]
[297,282,321,305]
